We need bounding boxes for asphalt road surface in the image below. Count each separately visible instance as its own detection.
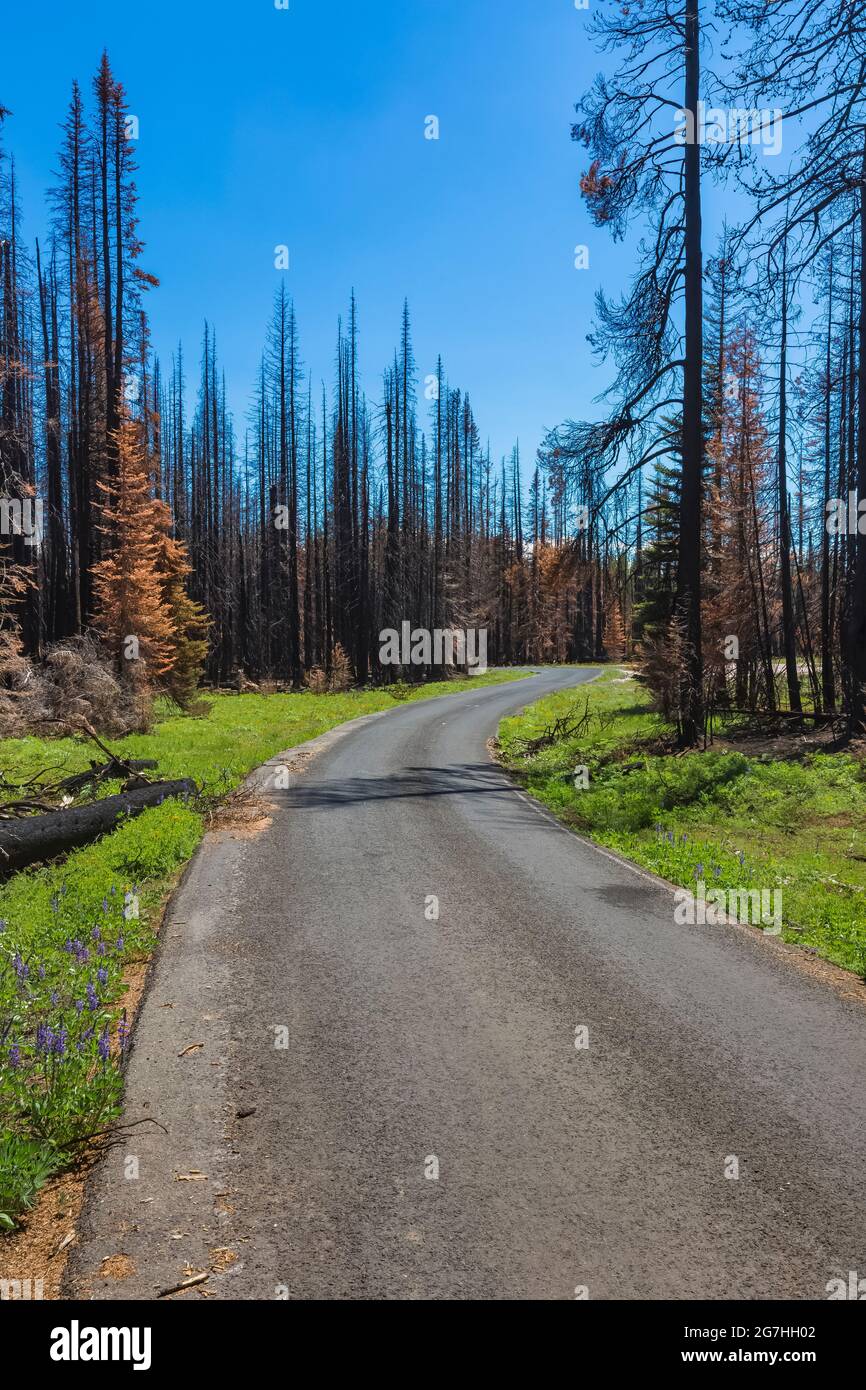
[68,667,866,1300]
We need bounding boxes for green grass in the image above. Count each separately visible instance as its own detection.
[498,668,866,978]
[0,672,522,798]
[0,669,525,1228]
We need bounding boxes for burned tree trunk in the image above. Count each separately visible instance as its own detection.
[0,779,197,873]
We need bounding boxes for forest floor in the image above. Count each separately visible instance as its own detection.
[497,667,866,979]
[0,669,525,1246]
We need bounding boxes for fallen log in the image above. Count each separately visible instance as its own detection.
[0,779,197,873]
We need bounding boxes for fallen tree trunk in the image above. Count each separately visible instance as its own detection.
[0,779,197,873]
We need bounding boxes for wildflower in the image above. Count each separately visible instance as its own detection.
[101,899,108,913]
[53,1028,68,1057]
[50,991,59,1005]
[116,936,125,952]
[0,919,7,933]
[118,1018,130,1052]
[695,863,704,879]
[50,896,59,913]
[93,926,102,940]
[74,999,85,1014]
[98,1027,110,1061]
[8,1043,20,1068]
[38,964,46,979]
[86,982,99,1012]
[97,967,108,986]
[13,953,29,982]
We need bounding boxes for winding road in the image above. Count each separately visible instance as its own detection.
[68,667,866,1300]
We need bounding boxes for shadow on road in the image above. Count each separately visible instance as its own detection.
[280,763,549,814]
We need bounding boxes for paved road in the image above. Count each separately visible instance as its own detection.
[68,668,866,1300]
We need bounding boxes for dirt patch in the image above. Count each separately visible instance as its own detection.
[209,1246,237,1273]
[0,1168,87,1299]
[713,720,858,761]
[99,1252,136,1280]
[207,784,275,838]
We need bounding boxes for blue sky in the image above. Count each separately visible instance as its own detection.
[2,0,734,472]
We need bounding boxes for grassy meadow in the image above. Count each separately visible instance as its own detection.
[498,668,866,978]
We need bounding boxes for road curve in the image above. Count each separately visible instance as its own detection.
[68,667,866,1301]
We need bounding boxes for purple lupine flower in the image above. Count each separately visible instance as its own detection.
[98,1027,110,1061]
[86,981,99,1012]
[36,1022,51,1054]
[93,926,102,940]
[63,938,74,953]
[53,1028,68,1057]
[0,919,7,933]
[38,964,46,979]
[115,936,125,952]
[8,1043,20,1068]
[667,832,674,844]
[74,999,85,1014]
[13,953,29,982]
[50,895,59,913]
[97,942,107,956]
[50,991,59,1006]
[97,967,108,986]
[712,866,721,878]
[110,885,117,896]
[118,1018,130,1052]
[695,863,704,879]
[738,851,746,867]
[101,898,108,913]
